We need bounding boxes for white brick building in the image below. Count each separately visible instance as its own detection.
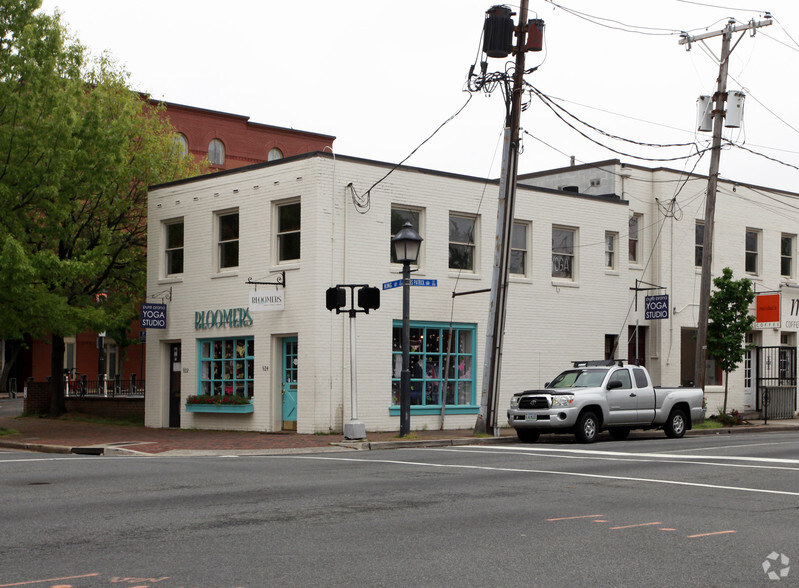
[144,153,799,433]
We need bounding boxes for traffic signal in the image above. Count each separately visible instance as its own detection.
[357,286,380,312]
[325,287,346,311]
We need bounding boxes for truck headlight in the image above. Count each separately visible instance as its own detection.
[510,396,520,409]
[551,395,574,408]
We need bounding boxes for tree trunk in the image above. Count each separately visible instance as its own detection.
[722,369,729,414]
[49,333,67,417]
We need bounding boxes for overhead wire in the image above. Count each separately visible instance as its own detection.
[347,93,474,214]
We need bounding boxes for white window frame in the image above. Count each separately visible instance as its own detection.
[164,218,184,277]
[510,220,530,277]
[781,233,795,279]
[604,231,618,271]
[629,213,642,265]
[216,209,239,271]
[267,147,284,161]
[391,205,424,267]
[745,228,761,276]
[275,199,301,264]
[695,220,704,268]
[552,225,577,281]
[449,212,478,273]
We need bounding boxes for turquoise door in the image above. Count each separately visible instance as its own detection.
[282,337,298,430]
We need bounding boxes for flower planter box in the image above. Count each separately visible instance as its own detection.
[185,403,253,414]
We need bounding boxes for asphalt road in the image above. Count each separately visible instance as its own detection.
[2,432,799,587]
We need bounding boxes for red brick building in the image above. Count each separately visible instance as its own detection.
[7,102,335,394]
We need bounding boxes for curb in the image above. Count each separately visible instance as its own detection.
[1,424,796,456]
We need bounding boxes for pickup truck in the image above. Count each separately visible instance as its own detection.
[507,360,704,443]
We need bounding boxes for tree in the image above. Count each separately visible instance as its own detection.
[706,267,756,413]
[0,0,201,414]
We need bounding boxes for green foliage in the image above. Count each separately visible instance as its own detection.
[707,267,756,375]
[0,0,202,413]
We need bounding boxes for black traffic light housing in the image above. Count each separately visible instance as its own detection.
[325,287,346,311]
[357,286,380,313]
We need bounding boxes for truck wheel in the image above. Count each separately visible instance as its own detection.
[664,408,687,439]
[516,429,540,443]
[575,411,599,443]
[609,428,630,440]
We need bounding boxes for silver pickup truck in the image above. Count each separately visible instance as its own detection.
[507,360,704,443]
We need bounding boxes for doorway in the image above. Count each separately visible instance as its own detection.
[281,337,298,431]
[168,343,181,428]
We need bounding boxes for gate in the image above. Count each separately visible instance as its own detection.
[756,346,797,420]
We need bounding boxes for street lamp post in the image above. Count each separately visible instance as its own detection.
[391,222,423,437]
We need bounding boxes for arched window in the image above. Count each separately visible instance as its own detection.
[209,139,225,166]
[267,147,283,162]
[174,133,189,158]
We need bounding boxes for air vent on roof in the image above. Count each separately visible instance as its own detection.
[561,186,579,193]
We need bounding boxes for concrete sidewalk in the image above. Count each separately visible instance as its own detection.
[1,399,797,456]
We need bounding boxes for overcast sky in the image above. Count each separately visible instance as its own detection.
[38,0,799,193]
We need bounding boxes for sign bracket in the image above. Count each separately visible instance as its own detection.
[630,279,666,312]
[245,271,286,290]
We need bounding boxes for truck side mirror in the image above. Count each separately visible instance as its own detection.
[607,379,623,390]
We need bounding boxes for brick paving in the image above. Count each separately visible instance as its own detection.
[0,411,514,454]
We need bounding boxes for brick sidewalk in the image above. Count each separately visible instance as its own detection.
[0,413,513,454]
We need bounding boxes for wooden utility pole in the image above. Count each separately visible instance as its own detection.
[475,0,529,436]
[680,16,771,389]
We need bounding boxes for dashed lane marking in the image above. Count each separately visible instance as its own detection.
[0,573,100,587]
[609,522,662,530]
[687,530,737,538]
[546,514,603,521]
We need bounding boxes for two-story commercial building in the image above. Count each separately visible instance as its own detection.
[145,153,799,433]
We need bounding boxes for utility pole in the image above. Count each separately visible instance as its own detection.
[680,16,771,390]
[475,0,530,436]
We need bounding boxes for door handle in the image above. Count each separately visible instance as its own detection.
[629,392,637,397]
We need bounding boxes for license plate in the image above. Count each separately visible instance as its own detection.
[525,414,537,421]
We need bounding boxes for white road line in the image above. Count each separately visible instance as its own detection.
[417,447,799,472]
[663,440,799,454]
[268,455,799,497]
[453,444,799,464]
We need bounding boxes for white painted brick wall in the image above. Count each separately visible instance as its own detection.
[146,155,799,432]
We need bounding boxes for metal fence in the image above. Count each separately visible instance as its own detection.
[757,346,797,420]
[65,374,145,398]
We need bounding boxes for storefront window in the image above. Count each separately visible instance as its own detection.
[198,337,255,398]
[391,321,477,414]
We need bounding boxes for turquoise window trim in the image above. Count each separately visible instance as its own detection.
[197,336,255,398]
[391,320,477,412]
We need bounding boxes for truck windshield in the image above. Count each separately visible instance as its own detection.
[548,369,607,388]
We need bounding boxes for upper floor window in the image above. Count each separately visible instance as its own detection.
[629,213,642,264]
[267,147,283,161]
[552,226,576,280]
[604,231,617,270]
[391,207,422,265]
[173,133,189,159]
[449,213,476,272]
[745,228,760,275]
[209,139,225,166]
[695,221,704,267]
[781,233,795,278]
[277,201,301,262]
[510,221,530,276]
[164,219,184,275]
[217,211,239,270]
